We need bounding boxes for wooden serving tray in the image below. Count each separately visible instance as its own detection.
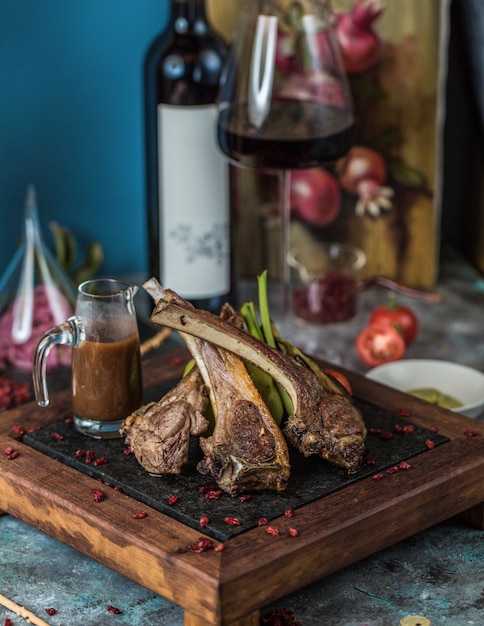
[1,348,484,626]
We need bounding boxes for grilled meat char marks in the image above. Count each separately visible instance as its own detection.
[284,383,366,471]
[182,332,290,495]
[121,366,209,475]
[146,280,367,474]
[197,395,290,493]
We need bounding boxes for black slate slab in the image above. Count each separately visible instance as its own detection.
[23,384,448,542]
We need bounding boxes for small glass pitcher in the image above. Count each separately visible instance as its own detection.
[33,278,143,438]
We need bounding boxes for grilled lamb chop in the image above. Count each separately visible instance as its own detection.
[145,279,366,473]
[121,366,209,474]
[182,330,290,495]
[142,284,291,495]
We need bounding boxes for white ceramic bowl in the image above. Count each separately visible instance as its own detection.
[365,359,484,419]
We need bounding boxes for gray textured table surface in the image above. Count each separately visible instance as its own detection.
[1,247,483,626]
[0,514,483,626]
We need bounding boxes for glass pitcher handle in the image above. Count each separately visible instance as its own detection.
[32,316,86,407]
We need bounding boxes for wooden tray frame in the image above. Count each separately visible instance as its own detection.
[1,348,484,626]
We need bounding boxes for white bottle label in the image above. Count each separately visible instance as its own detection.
[157,104,230,299]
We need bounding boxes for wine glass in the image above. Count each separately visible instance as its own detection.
[217,0,353,332]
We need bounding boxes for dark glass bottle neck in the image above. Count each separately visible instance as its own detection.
[170,0,207,27]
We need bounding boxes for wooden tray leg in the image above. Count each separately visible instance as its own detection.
[461,502,484,530]
[184,609,260,626]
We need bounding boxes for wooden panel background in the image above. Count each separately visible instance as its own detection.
[334,0,446,287]
[209,0,449,289]
[207,0,242,40]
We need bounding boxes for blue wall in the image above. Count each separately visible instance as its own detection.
[0,1,169,279]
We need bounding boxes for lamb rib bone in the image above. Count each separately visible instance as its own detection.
[145,281,290,494]
[144,279,367,473]
[182,330,291,494]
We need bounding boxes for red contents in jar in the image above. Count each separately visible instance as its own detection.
[292,272,357,323]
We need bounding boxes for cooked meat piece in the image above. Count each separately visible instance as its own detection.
[145,279,366,473]
[183,331,290,495]
[121,366,209,474]
[143,280,290,494]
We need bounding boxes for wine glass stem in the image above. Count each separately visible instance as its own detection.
[279,169,291,327]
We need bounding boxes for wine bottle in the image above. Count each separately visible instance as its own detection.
[144,0,232,313]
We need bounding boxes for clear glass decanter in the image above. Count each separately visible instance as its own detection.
[0,186,76,371]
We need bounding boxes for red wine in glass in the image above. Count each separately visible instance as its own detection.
[218,99,353,171]
[217,1,354,330]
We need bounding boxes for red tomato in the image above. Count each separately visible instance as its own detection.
[368,303,418,345]
[324,368,352,395]
[356,324,406,367]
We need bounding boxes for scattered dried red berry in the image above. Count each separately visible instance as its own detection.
[0,377,31,410]
[258,517,269,526]
[372,473,385,480]
[123,445,132,455]
[45,608,56,616]
[107,605,122,614]
[75,449,85,458]
[214,542,225,552]
[266,526,280,537]
[0,397,11,411]
[224,516,240,526]
[284,508,295,518]
[380,431,393,440]
[91,488,105,503]
[93,456,108,466]
[430,425,439,433]
[188,537,214,553]
[85,449,96,463]
[4,446,19,460]
[12,424,25,436]
[398,408,411,417]
[170,357,183,366]
[425,439,435,449]
[199,515,210,528]
[198,485,216,494]
[51,431,64,441]
[205,489,222,500]
[393,422,414,435]
[261,607,302,626]
[237,495,251,503]
[368,428,382,435]
[168,495,178,505]
[464,429,479,437]
[288,527,299,537]
[132,511,147,519]
[4,618,13,626]
[382,460,412,476]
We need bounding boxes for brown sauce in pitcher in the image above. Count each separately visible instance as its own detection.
[72,332,142,422]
